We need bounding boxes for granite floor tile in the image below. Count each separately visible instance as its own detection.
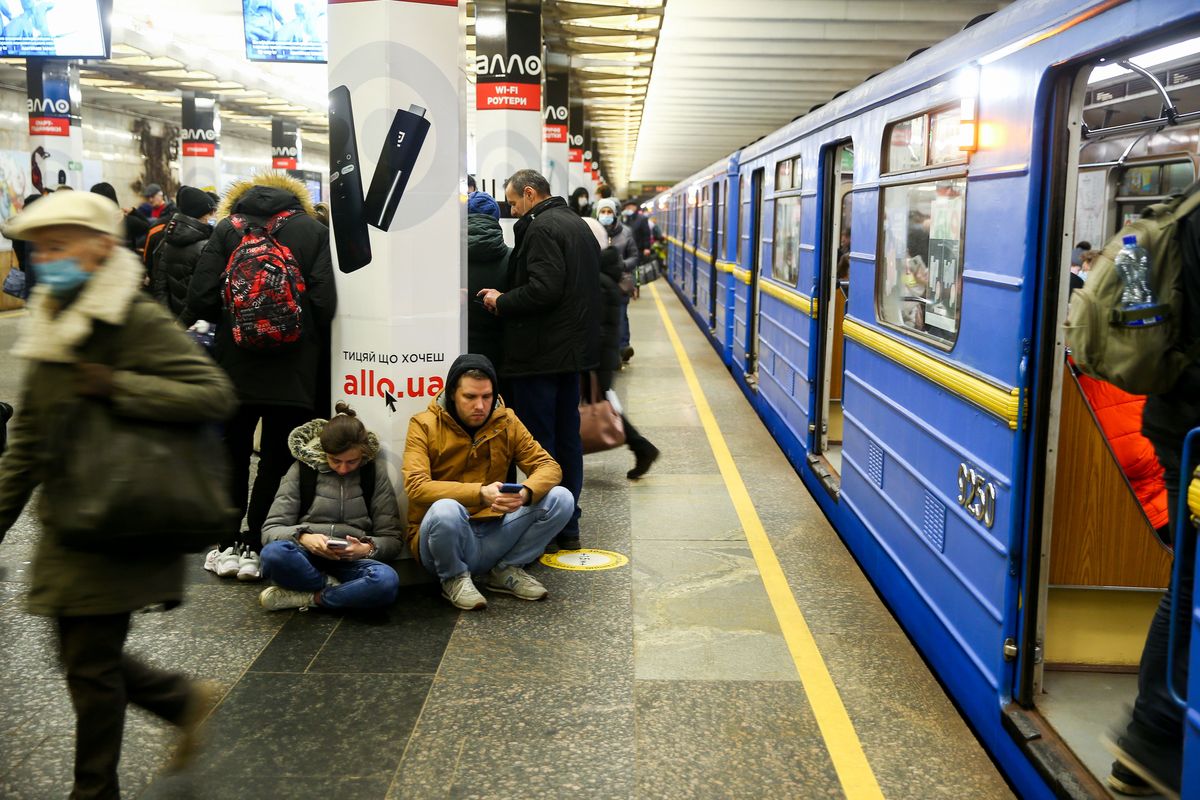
[629,481,744,542]
[634,680,842,799]
[631,541,797,681]
[248,607,341,673]
[388,677,634,800]
[144,772,395,800]
[618,426,719,475]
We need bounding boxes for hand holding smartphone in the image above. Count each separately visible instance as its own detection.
[499,483,524,494]
[326,537,350,550]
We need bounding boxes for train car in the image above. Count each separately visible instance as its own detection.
[659,1,1200,797]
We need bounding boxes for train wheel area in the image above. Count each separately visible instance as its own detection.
[0,286,1013,799]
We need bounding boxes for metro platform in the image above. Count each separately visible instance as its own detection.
[0,285,1014,800]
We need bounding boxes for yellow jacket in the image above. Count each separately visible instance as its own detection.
[402,394,562,559]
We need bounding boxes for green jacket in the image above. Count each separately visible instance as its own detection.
[0,247,237,616]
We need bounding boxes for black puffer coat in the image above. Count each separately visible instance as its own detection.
[185,174,336,410]
[597,247,624,374]
[496,195,600,378]
[151,213,212,319]
[467,213,509,371]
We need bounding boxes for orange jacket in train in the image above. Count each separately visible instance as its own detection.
[1074,368,1169,530]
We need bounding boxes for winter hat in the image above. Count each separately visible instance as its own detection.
[89,182,119,204]
[467,191,501,219]
[177,185,216,218]
[3,189,122,239]
[596,198,619,216]
[141,183,163,198]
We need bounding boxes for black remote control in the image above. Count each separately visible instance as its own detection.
[365,104,431,232]
[328,85,372,273]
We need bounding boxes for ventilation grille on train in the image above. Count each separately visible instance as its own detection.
[922,491,946,553]
[867,441,884,488]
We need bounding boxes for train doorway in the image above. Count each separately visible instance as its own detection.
[811,142,854,483]
[1020,34,1196,789]
[745,167,766,384]
[708,180,721,331]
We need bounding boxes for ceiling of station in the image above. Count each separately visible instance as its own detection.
[630,0,1012,185]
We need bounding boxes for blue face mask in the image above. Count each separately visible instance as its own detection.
[599,214,615,227]
[33,258,92,296]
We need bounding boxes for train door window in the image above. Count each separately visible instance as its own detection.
[717,179,727,257]
[710,180,722,328]
[1116,160,1196,226]
[746,167,766,380]
[700,185,711,250]
[887,116,927,172]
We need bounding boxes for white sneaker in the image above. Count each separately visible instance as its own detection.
[441,572,487,610]
[258,586,315,611]
[214,547,240,578]
[203,548,223,574]
[325,574,341,588]
[486,565,548,601]
[237,549,262,582]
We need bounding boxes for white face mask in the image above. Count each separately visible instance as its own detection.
[599,214,615,226]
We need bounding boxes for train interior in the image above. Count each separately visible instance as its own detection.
[1034,32,1199,783]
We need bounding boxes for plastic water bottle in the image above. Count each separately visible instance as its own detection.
[1113,235,1162,324]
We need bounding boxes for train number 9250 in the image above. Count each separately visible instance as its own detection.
[956,463,997,529]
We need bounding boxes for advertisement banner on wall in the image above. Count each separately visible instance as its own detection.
[542,63,569,199]
[0,150,33,251]
[25,59,83,192]
[568,102,585,197]
[181,94,221,192]
[271,119,302,170]
[327,0,465,489]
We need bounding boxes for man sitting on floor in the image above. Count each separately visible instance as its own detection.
[402,354,572,610]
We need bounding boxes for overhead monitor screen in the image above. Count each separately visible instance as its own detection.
[0,0,108,58]
[243,0,327,64]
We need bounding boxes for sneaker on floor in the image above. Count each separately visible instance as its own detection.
[259,585,316,611]
[169,680,221,771]
[486,565,548,601]
[627,442,660,480]
[203,547,225,574]
[557,536,581,551]
[1107,761,1157,797]
[237,549,262,582]
[214,547,241,578]
[441,572,487,610]
[325,574,341,588]
[1104,732,1181,800]
[543,540,560,555]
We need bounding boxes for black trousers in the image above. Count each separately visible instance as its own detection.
[223,403,312,551]
[506,373,583,540]
[56,613,191,800]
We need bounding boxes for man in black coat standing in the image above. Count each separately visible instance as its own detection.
[478,169,600,551]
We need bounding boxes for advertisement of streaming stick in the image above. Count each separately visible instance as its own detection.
[327,0,465,491]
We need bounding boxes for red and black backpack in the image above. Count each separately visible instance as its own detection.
[222,211,306,351]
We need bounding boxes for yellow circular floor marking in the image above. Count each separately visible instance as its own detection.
[540,548,628,571]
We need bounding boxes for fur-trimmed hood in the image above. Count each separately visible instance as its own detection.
[217,172,317,220]
[13,246,144,363]
[288,418,381,472]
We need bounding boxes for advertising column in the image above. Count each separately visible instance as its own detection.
[568,102,585,197]
[582,130,596,194]
[271,119,302,172]
[26,59,83,191]
[327,0,464,475]
[542,61,569,198]
[474,0,542,200]
[181,93,221,193]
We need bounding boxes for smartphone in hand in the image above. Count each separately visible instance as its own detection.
[326,537,350,550]
[499,483,524,494]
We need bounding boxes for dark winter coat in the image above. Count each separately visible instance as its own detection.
[467,213,509,371]
[150,213,212,320]
[496,195,601,378]
[625,210,652,254]
[185,173,336,410]
[261,418,404,561]
[0,247,236,616]
[606,220,639,273]
[597,247,624,374]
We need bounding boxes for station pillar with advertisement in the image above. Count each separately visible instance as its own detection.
[326,0,464,483]
[474,0,542,200]
[271,119,302,172]
[568,102,585,197]
[26,59,83,192]
[181,93,221,193]
[542,59,569,198]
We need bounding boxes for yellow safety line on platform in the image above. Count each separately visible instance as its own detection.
[648,282,884,800]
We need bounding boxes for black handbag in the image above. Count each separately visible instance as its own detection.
[42,400,237,553]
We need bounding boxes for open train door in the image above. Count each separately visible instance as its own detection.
[743,167,765,385]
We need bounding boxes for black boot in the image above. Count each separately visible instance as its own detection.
[627,441,659,480]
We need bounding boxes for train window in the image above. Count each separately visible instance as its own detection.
[887,116,927,172]
[928,107,961,165]
[1164,162,1195,194]
[1119,165,1160,197]
[700,184,711,249]
[885,105,965,173]
[776,160,792,191]
[772,196,802,285]
[717,179,727,256]
[875,177,967,347]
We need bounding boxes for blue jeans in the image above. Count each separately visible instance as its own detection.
[505,374,583,541]
[260,541,400,610]
[418,486,574,580]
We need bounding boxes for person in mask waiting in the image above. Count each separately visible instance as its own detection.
[596,198,639,363]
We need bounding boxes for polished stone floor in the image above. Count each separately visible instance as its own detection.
[0,289,1014,799]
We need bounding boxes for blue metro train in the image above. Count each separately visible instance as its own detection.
[655,1,1200,797]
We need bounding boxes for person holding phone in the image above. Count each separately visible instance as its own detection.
[403,354,572,611]
[257,402,402,611]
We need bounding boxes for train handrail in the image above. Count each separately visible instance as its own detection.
[1165,427,1200,709]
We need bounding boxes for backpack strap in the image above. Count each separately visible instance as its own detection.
[266,210,299,235]
[297,462,318,520]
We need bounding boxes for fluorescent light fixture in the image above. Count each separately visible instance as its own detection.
[1088,35,1200,84]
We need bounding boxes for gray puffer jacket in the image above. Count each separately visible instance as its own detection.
[261,419,404,561]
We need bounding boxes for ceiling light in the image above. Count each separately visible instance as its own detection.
[147,69,215,80]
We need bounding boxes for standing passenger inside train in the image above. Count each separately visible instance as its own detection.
[403,355,571,611]
[478,168,600,552]
[0,191,237,799]
[187,173,337,584]
[257,403,402,612]
[1105,188,1200,800]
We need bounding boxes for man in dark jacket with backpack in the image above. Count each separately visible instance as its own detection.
[466,191,508,372]
[186,173,337,581]
[149,186,216,321]
[478,169,600,551]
